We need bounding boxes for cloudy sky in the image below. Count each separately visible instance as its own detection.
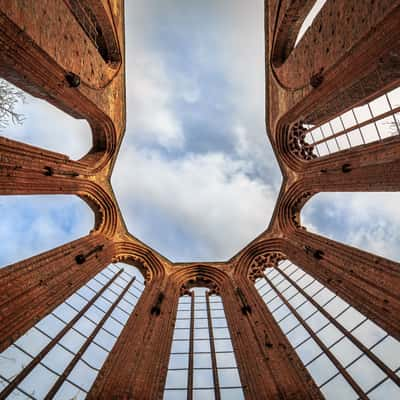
[111,0,281,261]
[0,0,399,267]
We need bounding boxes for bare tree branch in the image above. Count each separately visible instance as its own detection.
[0,79,25,130]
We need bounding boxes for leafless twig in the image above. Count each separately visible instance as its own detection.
[0,79,25,130]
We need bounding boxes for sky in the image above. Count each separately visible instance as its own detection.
[302,192,400,262]
[111,0,281,261]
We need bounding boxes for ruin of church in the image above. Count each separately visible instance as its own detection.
[0,0,399,398]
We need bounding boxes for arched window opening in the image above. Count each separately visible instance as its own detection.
[0,263,145,399]
[293,86,400,159]
[0,195,94,268]
[294,0,328,48]
[301,192,400,262]
[0,78,92,160]
[255,259,400,399]
[163,287,245,400]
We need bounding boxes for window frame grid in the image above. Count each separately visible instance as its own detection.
[303,86,400,157]
[164,289,245,400]
[256,260,400,399]
[0,264,144,399]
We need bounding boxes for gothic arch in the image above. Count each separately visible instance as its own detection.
[0,262,146,399]
[253,255,400,398]
[171,265,231,293]
[301,192,400,262]
[0,194,94,268]
[276,82,400,171]
[0,0,123,171]
[113,241,169,281]
[163,285,246,399]
[0,79,92,161]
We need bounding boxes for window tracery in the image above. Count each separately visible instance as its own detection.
[0,263,145,399]
[255,259,400,399]
[290,87,400,160]
[164,287,245,400]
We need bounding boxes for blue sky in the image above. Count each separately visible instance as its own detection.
[302,192,400,262]
[0,0,399,266]
[0,196,93,266]
[111,0,282,261]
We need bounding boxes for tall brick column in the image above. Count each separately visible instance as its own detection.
[88,273,177,399]
[0,232,114,351]
[0,136,92,195]
[301,138,400,192]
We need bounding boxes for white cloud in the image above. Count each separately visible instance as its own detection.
[113,146,276,260]
[2,87,91,160]
[203,0,280,176]
[302,192,400,261]
[232,123,249,156]
[126,50,184,150]
[0,196,93,267]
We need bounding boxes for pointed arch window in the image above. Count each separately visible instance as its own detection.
[0,79,92,161]
[290,86,400,160]
[301,192,400,262]
[163,287,245,400]
[0,195,94,268]
[255,259,400,399]
[0,263,145,399]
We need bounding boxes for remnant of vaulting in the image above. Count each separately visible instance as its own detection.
[0,0,399,399]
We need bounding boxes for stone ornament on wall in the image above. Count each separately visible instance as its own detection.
[248,252,286,281]
[288,121,317,161]
[291,191,313,229]
[111,254,152,283]
[180,275,220,296]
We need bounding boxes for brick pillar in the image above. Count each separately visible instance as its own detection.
[87,273,178,400]
[302,138,400,192]
[0,136,90,195]
[284,230,400,340]
[0,232,114,351]
[223,274,323,400]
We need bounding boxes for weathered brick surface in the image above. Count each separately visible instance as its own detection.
[0,233,115,351]
[0,0,399,398]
